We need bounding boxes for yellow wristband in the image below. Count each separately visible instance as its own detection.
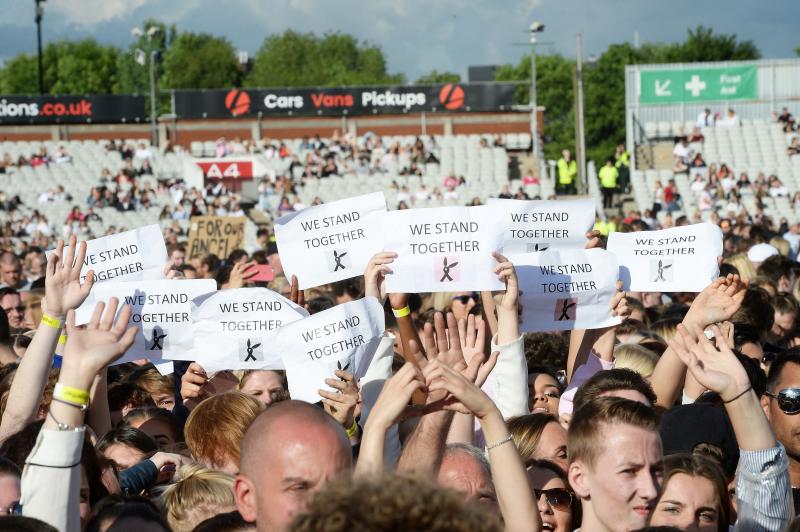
[41,314,64,330]
[392,305,411,318]
[58,334,67,345]
[53,383,90,406]
[345,419,359,439]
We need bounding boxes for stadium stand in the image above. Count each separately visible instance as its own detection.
[0,132,542,249]
[632,116,800,224]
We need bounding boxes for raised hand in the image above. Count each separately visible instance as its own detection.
[319,369,360,430]
[181,362,209,403]
[685,274,747,328]
[584,230,604,250]
[365,362,426,431]
[422,359,500,420]
[457,313,494,384]
[227,261,257,289]
[364,252,397,301]
[610,281,630,318]
[45,235,94,317]
[668,323,750,402]
[61,298,137,389]
[422,312,466,372]
[491,252,518,312]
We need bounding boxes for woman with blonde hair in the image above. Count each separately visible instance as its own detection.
[22,292,43,329]
[507,413,568,472]
[184,392,264,474]
[613,343,659,379]
[770,236,792,257]
[723,253,756,281]
[161,464,236,532]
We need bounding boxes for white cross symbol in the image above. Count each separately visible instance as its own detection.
[685,75,707,97]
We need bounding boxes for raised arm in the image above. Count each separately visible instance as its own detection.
[651,275,746,408]
[395,313,464,476]
[22,298,137,532]
[356,361,425,476]
[669,322,791,532]
[424,359,541,532]
[0,235,94,443]
[396,312,496,476]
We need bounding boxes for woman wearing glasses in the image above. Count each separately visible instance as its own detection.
[526,459,578,532]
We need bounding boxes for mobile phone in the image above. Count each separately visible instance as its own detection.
[247,264,275,282]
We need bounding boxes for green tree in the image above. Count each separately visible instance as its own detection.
[162,32,240,89]
[114,19,177,114]
[671,25,761,62]
[795,45,800,57]
[415,70,461,84]
[495,53,576,161]
[246,30,404,87]
[0,39,120,95]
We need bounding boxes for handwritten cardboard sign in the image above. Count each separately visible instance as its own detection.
[187,216,246,259]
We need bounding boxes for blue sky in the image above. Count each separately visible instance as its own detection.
[0,0,797,81]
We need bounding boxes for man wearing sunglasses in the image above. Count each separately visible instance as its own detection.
[762,350,800,514]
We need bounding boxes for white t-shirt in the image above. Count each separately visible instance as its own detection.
[673,142,690,161]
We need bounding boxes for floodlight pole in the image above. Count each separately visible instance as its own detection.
[35,0,45,95]
[149,49,158,146]
[575,33,587,193]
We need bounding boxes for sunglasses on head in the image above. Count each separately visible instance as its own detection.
[766,388,800,414]
[452,293,478,305]
[534,488,573,511]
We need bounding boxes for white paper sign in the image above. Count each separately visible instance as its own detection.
[607,223,722,292]
[274,192,387,289]
[512,248,621,332]
[47,225,168,317]
[488,198,595,252]
[82,279,217,365]
[275,297,385,403]
[187,287,308,371]
[382,205,504,293]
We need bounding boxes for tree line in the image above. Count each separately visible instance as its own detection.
[0,23,783,166]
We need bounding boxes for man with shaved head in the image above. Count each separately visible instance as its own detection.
[0,252,28,291]
[233,400,353,531]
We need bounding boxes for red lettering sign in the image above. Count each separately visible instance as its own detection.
[310,93,354,108]
[196,160,254,180]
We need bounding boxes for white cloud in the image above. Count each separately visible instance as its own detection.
[47,0,154,26]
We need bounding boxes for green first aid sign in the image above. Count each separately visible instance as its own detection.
[639,66,757,104]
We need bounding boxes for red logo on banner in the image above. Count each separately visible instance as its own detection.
[225,89,251,116]
[439,84,465,110]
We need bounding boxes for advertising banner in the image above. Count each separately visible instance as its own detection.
[174,83,518,118]
[0,94,146,124]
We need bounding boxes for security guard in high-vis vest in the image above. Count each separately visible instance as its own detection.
[593,217,617,236]
[599,158,618,210]
[556,149,578,195]
[615,144,630,193]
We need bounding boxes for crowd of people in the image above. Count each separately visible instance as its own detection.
[3,117,800,532]
[0,192,798,532]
